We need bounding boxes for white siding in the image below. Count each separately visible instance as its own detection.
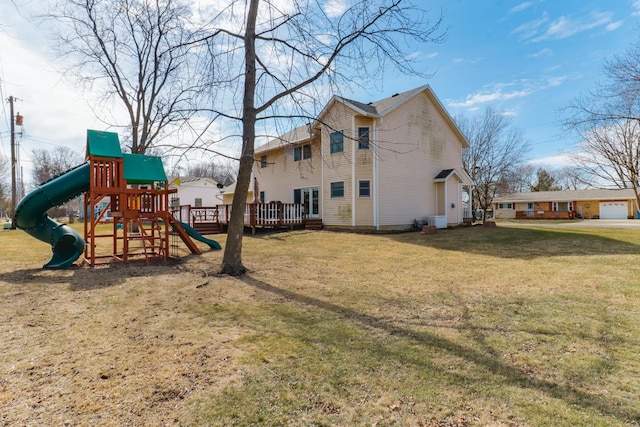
[252,137,322,204]
[376,91,467,228]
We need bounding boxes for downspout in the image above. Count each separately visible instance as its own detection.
[321,129,325,223]
[352,116,356,227]
[373,120,379,230]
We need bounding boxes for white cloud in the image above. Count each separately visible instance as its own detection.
[447,75,568,110]
[528,48,552,58]
[633,0,640,17]
[448,83,532,108]
[509,2,534,14]
[323,0,348,19]
[514,10,618,42]
[606,20,623,31]
[512,12,549,40]
[528,153,576,168]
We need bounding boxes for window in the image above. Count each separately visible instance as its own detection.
[260,155,267,168]
[358,180,370,197]
[330,131,344,154]
[358,127,370,149]
[330,181,344,198]
[553,202,572,211]
[294,144,312,161]
[171,198,180,208]
[527,203,534,210]
[195,198,202,207]
[498,203,512,210]
[293,189,301,204]
[259,191,265,203]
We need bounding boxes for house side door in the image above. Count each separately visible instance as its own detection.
[294,187,319,218]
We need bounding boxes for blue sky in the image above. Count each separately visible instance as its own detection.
[1,0,640,184]
[376,0,640,167]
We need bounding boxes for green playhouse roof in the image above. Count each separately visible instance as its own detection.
[123,154,168,184]
[86,130,124,158]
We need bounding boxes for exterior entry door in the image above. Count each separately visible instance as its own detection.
[295,187,319,218]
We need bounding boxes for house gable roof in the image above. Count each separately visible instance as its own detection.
[255,84,470,154]
[167,176,220,189]
[255,124,314,154]
[331,84,469,148]
[433,168,471,184]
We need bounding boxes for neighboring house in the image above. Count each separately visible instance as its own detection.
[168,177,222,208]
[492,189,639,220]
[252,84,472,230]
[219,180,255,206]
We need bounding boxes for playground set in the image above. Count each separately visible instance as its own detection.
[14,130,221,269]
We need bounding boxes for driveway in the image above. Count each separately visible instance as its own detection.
[499,219,640,229]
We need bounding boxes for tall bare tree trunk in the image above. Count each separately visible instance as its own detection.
[219,0,259,276]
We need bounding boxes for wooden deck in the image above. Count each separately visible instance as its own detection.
[172,202,316,234]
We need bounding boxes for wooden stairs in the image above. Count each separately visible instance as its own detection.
[305,218,323,230]
[193,221,221,235]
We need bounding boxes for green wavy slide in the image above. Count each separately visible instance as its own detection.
[176,220,222,250]
[14,163,90,269]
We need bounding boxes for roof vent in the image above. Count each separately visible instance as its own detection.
[392,93,399,97]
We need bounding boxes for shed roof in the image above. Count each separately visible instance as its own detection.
[123,154,167,184]
[86,129,123,158]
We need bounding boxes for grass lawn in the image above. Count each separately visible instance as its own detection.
[1,223,640,426]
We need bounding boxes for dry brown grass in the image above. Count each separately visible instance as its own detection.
[1,224,640,426]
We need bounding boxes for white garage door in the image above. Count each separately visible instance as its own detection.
[599,201,628,219]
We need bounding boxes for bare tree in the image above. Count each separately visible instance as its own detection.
[556,167,592,190]
[199,0,445,275]
[530,168,561,192]
[458,106,529,222]
[45,0,207,154]
[176,159,237,186]
[565,37,640,211]
[496,164,536,194]
[0,153,9,213]
[31,147,84,185]
[30,147,84,218]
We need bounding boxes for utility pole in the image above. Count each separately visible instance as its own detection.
[9,96,17,229]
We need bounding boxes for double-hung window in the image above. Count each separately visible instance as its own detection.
[294,144,312,161]
[358,180,370,197]
[358,127,370,149]
[330,182,344,198]
[330,131,344,154]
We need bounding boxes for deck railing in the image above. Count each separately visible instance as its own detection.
[173,202,305,230]
[515,210,574,220]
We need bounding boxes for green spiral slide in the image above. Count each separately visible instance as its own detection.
[14,163,90,269]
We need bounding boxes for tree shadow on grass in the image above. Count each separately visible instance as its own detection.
[239,274,640,423]
[0,259,187,291]
[383,226,640,259]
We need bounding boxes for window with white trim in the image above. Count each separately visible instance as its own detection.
[330,131,344,154]
[358,127,370,149]
[330,181,344,198]
[358,180,370,197]
[294,144,312,161]
[498,203,512,209]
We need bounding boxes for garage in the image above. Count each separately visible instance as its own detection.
[599,201,628,219]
